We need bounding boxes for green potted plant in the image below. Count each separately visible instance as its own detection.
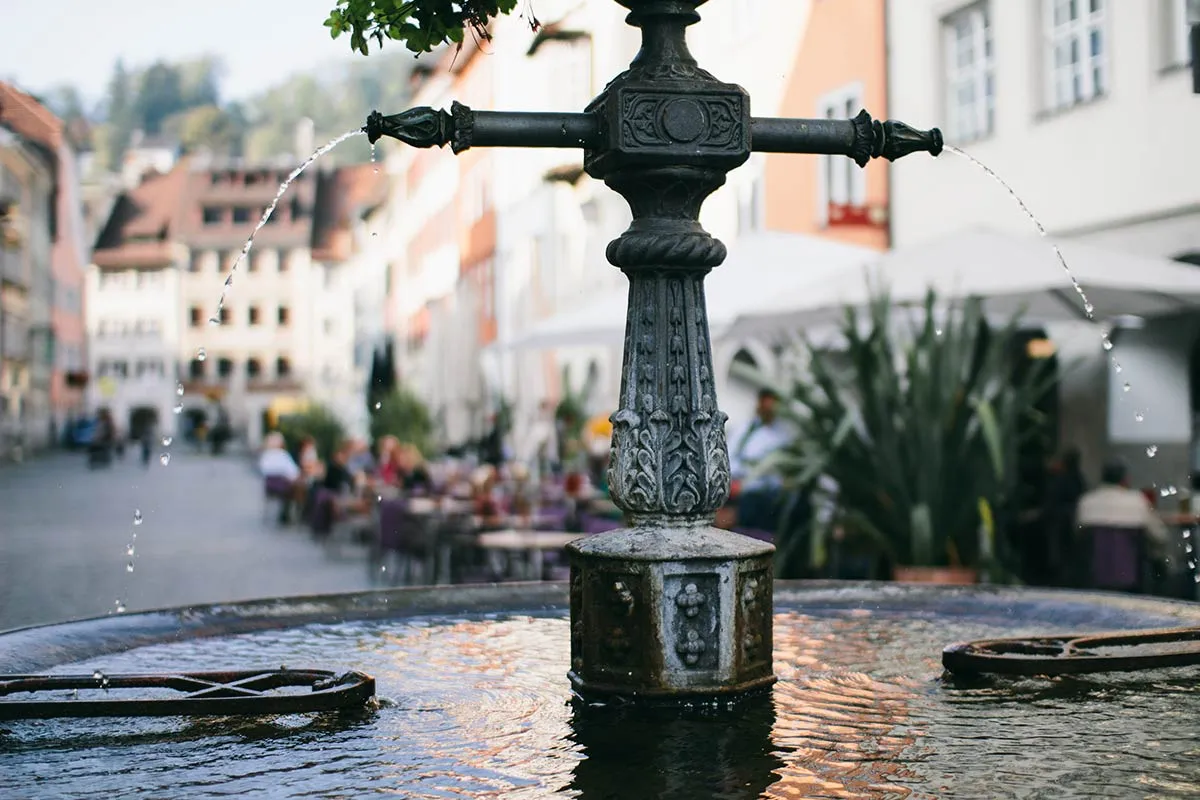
[739,286,1054,583]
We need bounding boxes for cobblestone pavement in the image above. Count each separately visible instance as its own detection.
[0,449,379,632]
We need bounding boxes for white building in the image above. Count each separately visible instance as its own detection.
[888,0,1199,485]
[87,166,188,440]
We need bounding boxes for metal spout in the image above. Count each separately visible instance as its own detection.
[873,118,944,162]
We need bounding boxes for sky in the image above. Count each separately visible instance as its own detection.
[2,0,368,105]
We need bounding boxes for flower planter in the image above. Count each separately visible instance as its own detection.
[892,566,978,585]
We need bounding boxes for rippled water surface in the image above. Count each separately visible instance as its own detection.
[4,604,1200,798]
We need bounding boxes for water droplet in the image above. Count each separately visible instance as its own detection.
[173,402,183,415]
[70,688,78,700]
[1169,485,1179,495]
[1114,363,1123,373]
[92,670,104,681]
[934,328,943,337]
[176,383,185,397]
[1193,573,1199,583]
[126,544,135,557]
[1189,560,1195,570]
[160,453,171,466]
[374,401,382,410]
[1183,530,1191,539]
[1186,543,1194,554]
[126,561,135,573]
[380,564,387,573]
[1102,338,1113,351]
[1084,302,1094,315]
[371,231,378,237]
[1161,487,1171,497]
[1123,382,1131,392]
[1146,445,1158,458]
[208,316,220,326]
[114,600,126,613]
[161,435,173,447]
[1135,412,1145,423]
[196,347,207,362]
[133,509,143,526]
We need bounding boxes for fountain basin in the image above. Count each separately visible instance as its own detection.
[3,582,1200,798]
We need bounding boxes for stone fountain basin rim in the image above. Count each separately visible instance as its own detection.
[3,581,1200,674]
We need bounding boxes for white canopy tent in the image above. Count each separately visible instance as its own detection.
[727,229,1200,339]
[494,231,877,351]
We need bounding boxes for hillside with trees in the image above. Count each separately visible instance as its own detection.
[39,52,417,169]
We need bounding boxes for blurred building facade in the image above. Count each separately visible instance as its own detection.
[887,0,1200,486]
[0,82,89,459]
[88,157,377,448]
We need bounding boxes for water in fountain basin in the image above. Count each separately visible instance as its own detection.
[5,591,1200,799]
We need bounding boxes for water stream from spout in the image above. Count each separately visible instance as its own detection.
[117,129,366,613]
[206,128,366,327]
[943,145,1192,578]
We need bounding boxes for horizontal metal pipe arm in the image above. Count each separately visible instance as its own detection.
[366,102,602,154]
[751,110,943,167]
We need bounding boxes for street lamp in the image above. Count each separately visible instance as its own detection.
[367,0,942,705]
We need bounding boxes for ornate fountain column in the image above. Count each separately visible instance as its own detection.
[564,0,775,702]
[366,0,941,706]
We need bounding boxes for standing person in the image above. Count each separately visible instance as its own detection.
[140,422,155,468]
[725,389,792,532]
[1041,447,1087,585]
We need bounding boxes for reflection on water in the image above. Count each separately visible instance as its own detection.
[4,607,1200,798]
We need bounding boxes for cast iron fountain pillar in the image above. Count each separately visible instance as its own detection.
[365,0,942,705]
[564,0,774,703]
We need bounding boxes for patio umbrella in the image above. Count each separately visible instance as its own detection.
[727,228,1200,338]
[496,231,876,351]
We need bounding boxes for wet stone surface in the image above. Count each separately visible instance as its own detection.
[0,452,377,631]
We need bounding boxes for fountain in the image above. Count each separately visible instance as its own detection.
[367,0,940,703]
[4,1,1200,796]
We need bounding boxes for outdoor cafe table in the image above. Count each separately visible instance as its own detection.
[475,529,582,581]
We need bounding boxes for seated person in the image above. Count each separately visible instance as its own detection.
[324,440,368,514]
[259,432,301,523]
[395,443,433,493]
[1077,460,1170,590]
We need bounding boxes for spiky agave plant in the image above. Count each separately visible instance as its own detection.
[738,286,1055,577]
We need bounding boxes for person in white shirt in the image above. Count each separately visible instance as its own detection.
[725,389,792,531]
[259,432,301,524]
[1076,460,1169,591]
[259,432,301,481]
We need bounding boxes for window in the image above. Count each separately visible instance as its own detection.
[1044,0,1108,111]
[233,206,251,224]
[219,307,230,325]
[217,357,234,379]
[943,2,994,142]
[246,358,262,379]
[111,360,128,379]
[202,206,223,225]
[277,250,289,272]
[190,306,202,327]
[815,83,867,227]
[246,250,258,272]
[276,356,291,378]
[216,250,230,273]
[248,305,260,325]
[278,305,290,326]
[189,358,205,379]
[1165,0,1194,68]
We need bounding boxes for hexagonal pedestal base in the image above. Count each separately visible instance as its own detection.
[566,523,776,703]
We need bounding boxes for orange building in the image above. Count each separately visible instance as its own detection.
[765,0,890,251]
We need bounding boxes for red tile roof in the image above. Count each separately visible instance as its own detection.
[0,82,62,151]
[93,161,191,269]
[311,163,387,261]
